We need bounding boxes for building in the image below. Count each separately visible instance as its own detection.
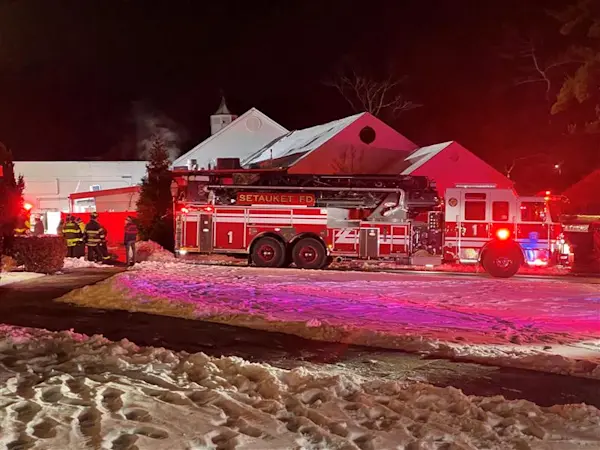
[172,97,288,170]
[242,112,418,173]
[562,169,600,214]
[388,141,513,194]
[14,161,146,233]
[242,112,512,195]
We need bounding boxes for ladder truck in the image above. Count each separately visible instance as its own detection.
[171,162,566,278]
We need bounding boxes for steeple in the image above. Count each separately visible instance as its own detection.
[210,93,237,135]
[215,95,232,115]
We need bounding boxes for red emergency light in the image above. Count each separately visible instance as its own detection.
[496,228,510,240]
[23,202,33,211]
[181,207,189,213]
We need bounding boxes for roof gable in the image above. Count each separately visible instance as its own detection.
[242,113,364,167]
[173,108,288,167]
[401,141,453,175]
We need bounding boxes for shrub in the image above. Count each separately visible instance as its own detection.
[1,255,18,272]
[10,236,66,274]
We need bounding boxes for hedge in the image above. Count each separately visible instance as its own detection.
[10,236,66,274]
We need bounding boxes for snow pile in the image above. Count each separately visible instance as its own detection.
[0,324,598,450]
[184,253,573,276]
[134,240,175,263]
[62,257,106,269]
[0,271,45,286]
[58,262,600,379]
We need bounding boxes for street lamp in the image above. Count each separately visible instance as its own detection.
[554,163,562,176]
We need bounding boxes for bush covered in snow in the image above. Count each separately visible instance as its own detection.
[134,240,175,262]
[9,235,65,273]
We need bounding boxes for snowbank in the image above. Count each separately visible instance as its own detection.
[58,262,600,380]
[134,240,175,263]
[0,271,45,286]
[0,324,598,449]
[63,257,106,269]
[184,253,574,276]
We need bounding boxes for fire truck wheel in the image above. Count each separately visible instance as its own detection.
[250,236,286,268]
[292,238,328,270]
[481,245,522,278]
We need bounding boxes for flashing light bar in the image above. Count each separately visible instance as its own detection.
[455,183,497,188]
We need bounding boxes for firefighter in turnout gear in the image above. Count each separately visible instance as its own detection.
[84,212,110,262]
[62,215,84,257]
[124,216,138,266]
[14,211,31,235]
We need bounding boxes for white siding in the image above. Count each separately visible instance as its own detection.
[14,161,147,212]
[173,108,288,169]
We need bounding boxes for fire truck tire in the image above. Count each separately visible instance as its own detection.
[481,245,522,278]
[250,236,286,268]
[292,238,328,270]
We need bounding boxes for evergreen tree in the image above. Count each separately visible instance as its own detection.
[550,0,600,132]
[136,135,174,250]
[0,142,25,241]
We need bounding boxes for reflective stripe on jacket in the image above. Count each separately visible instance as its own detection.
[85,220,106,246]
[62,221,83,246]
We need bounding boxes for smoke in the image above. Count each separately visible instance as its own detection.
[133,101,185,162]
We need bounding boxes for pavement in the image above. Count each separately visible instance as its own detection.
[0,267,599,409]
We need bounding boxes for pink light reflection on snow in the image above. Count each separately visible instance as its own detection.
[117,265,600,345]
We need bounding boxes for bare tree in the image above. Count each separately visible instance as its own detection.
[506,34,584,101]
[504,153,562,179]
[324,68,420,118]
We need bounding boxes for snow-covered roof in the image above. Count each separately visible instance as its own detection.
[172,108,288,168]
[242,113,365,167]
[401,141,453,175]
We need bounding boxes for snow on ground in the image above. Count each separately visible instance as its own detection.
[62,257,107,269]
[59,262,600,380]
[135,240,176,263]
[0,324,598,450]
[0,271,45,286]
[184,253,574,276]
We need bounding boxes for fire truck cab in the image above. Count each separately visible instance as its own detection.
[171,164,565,278]
[443,186,564,275]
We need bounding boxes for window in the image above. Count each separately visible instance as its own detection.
[465,192,486,200]
[359,126,376,144]
[464,201,486,220]
[520,202,546,222]
[492,201,509,221]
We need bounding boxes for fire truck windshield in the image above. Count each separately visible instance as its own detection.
[520,202,547,222]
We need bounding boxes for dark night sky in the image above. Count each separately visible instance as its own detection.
[0,0,595,192]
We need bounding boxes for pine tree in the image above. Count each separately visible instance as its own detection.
[0,142,25,241]
[550,0,600,132]
[136,135,174,250]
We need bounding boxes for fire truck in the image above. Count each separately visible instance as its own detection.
[171,162,566,278]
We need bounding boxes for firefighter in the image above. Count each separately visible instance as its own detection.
[124,216,138,266]
[14,210,31,235]
[33,215,45,236]
[74,216,86,257]
[84,212,110,262]
[63,215,84,257]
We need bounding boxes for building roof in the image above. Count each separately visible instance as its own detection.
[172,108,288,168]
[214,96,233,115]
[401,141,453,175]
[68,185,140,200]
[242,113,364,167]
